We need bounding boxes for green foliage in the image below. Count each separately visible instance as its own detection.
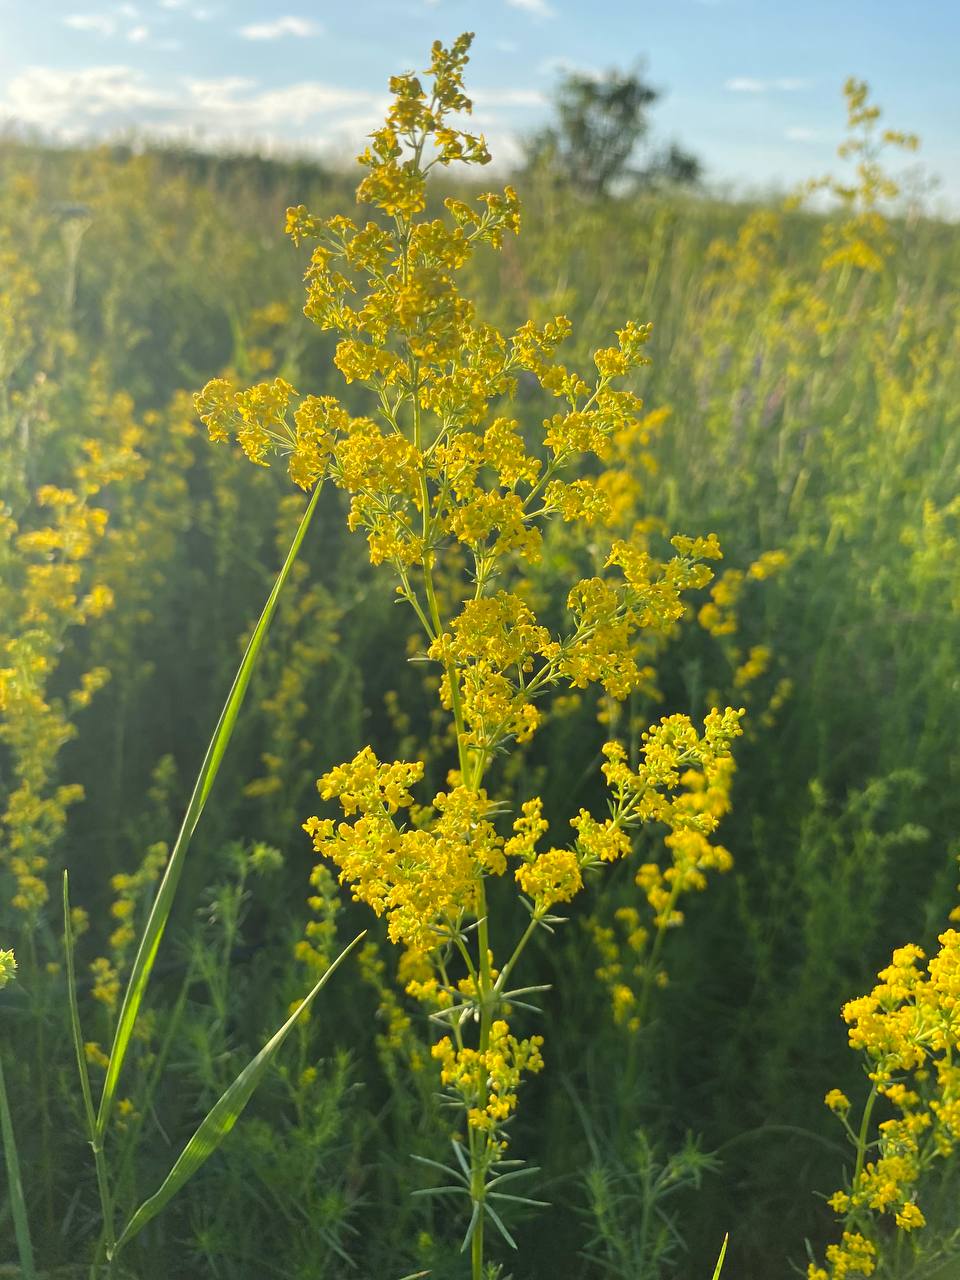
[525,65,700,196]
[0,60,957,1279]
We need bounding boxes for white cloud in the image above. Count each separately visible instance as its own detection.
[2,65,171,130]
[239,16,321,39]
[195,79,368,126]
[64,13,118,35]
[157,1,216,16]
[0,63,379,151]
[506,0,556,17]
[472,87,546,108]
[538,54,598,78]
[63,8,171,43]
[0,59,531,171]
[785,126,819,142]
[725,76,812,93]
[724,77,765,93]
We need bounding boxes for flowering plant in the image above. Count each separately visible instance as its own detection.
[198,33,742,1277]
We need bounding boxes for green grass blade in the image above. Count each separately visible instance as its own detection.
[97,480,324,1138]
[64,871,117,1255]
[711,1232,729,1279]
[114,929,363,1251]
[0,1056,36,1280]
[63,872,98,1137]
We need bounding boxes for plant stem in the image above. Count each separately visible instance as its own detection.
[64,873,118,1267]
[470,885,494,1280]
[853,1083,878,1190]
[0,1055,36,1280]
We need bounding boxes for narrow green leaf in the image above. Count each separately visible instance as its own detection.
[711,1233,729,1280]
[451,1139,471,1179]
[487,1191,550,1207]
[0,1057,35,1280]
[459,1199,482,1254]
[64,872,118,1255]
[486,1166,540,1189]
[63,872,97,1138]
[114,930,362,1251]
[410,1185,469,1198]
[97,480,324,1137]
[483,1200,518,1249]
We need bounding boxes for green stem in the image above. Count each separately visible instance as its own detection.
[0,1055,36,1280]
[470,887,494,1280]
[495,915,540,995]
[64,872,118,1267]
[471,1202,485,1280]
[853,1083,879,1190]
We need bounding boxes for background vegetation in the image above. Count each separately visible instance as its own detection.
[1,69,958,1278]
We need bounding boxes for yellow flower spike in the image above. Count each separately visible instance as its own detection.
[182,34,758,1268]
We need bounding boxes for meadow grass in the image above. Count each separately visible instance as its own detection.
[0,40,958,1279]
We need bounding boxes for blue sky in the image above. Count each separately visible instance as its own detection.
[1,0,957,209]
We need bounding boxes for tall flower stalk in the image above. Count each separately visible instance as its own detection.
[198,34,743,1277]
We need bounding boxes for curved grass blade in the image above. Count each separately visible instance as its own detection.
[97,480,324,1137]
[63,872,97,1139]
[114,929,363,1252]
[64,871,117,1258]
[0,1057,35,1280]
[711,1233,729,1279]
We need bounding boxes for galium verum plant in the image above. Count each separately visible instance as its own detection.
[197,33,743,1277]
[812,892,960,1279]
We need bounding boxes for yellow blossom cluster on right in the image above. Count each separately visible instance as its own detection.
[812,925,960,1278]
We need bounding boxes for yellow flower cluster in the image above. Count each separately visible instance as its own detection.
[1,431,142,916]
[585,908,650,1033]
[357,941,423,1073]
[698,550,788,638]
[295,860,343,977]
[809,1232,877,1280]
[195,376,342,491]
[304,746,505,947]
[424,532,725,767]
[432,1020,544,1133]
[196,34,748,1244]
[102,840,168,961]
[813,925,960,1277]
[804,79,919,276]
[195,38,670,638]
[573,716,741,1027]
